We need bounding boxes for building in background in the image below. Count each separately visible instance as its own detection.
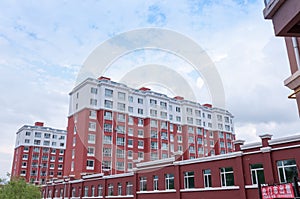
[42,133,300,199]
[64,77,235,178]
[11,122,67,185]
[263,0,300,115]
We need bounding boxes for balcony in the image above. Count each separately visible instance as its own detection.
[263,0,300,36]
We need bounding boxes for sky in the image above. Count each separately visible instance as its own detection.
[0,0,299,179]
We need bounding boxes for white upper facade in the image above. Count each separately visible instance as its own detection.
[15,124,67,149]
[69,77,234,133]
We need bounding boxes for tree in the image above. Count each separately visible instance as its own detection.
[0,177,41,199]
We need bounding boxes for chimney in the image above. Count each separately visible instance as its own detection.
[174,96,184,100]
[139,87,151,91]
[259,134,273,147]
[233,140,245,151]
[98,76,111,81]
[35,122,44,127]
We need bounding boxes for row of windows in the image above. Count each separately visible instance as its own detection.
[25,131,65,140]
[48,159,298,198]
[23,147,64,154]
[24,139,65,147]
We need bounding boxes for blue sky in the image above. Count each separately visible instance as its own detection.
[0,0,299,179]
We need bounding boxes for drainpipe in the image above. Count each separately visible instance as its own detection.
[292,37,300,70]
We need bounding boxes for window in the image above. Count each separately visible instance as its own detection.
[186,107,192,115]
[91,87,98,94]
[128,139,133,147]
[88,134,96,144]
[175,107,180,112]
[128,150,133,159]
[108,184,114,196]
[184,171,195,189]
[150,99,157,106]
[277,159,298,183]
[89,122,96,131]
[116,125,125,134]
[90,98,97,106]
[195,110,201,117]
[25,139,30,143]
[98,185,103,197]
[138,98,143,104]
[161,132,168,140]
[89,110,97,119]
[188,136,194,143]
[128,128,133,136]
[187,117,193,124]
[151,130,157,138]
[104,100,113,108]
[91,186,95,197]
[34,139,41,145]
[117,137,125,146]
[160,101,167,109]
[104,111,112,120]
[138,108,143,115]
[138,140,144,149]
[161,121,167,129]
[84,186,89,197]
[118,183,122,195]
[117,103,126,111]
[24,146,29,152]
[35,132,41,138]
[177,135,182,143]
[151,152,158,160]
[43,140,50,146]
[25,131,31,136]
[102,161,111,170]
[72,149,75,159]
[118,113,125,122]
[138,118,144,126]
[176,116,181,122]
[128,117,133,124]
[128,106,133,113]
[103,135,112,144]
[220,167,234,186]
[44,133,51,138]
[140,177,147,191]
[250,164,265,185]
[128,162,133,170]
[103,148,112,157]
[118,92,126,100]
[126,182,133,195]
[128,96,133,102]
[104,123,112,132]
[203,169,212,188]
[162,143,168,150]
[165,174,175,190]
[86,160,94,169]
[151,141,158,149]
[105,88,113,97]
[117,149,125,158]
[150,119,157,127]
[138,152,144,160]
[150,109,157,117]
[87,147,95,156]
[153,176,158,191]
[138,129,144,137]
[117,162,124,171]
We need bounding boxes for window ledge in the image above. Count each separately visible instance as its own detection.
[245,184,258,189]
[137,190,176,194]
[180,186,240,192]
[105,195,133,198]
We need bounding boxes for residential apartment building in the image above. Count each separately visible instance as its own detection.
[263,0,300,115]
[64,76,235,178]
[11,122,67,185]
[43,133,300,199]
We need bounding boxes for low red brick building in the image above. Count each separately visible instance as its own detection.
[42,133,300,199]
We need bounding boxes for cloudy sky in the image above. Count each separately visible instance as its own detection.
[0,0,299,179]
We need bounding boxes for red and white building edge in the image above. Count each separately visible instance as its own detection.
[11,122,67,185]
[64,77,235,178]
[42,133,300,199]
